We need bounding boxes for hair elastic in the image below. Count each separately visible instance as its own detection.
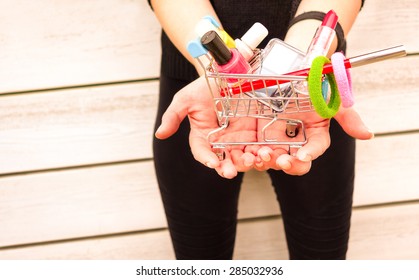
[308,56,341,118]
[331,52,354,108]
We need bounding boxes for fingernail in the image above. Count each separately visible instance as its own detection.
[282,161,291,170]
[155,125,163,135]
[255,161,264,168]
[244,160,253,167]
[206,161,216,168]
[368,129,375,139]
[277,159,291,170]
[260,152,271,162]
[298,152,312,162]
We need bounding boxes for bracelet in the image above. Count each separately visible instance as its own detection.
[308,56,341,118]
[288,11,346,52]
[331,52,354,108]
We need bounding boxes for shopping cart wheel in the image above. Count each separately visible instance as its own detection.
[285,121,300,138]
[288,145,302,157]
[212,145,226,161]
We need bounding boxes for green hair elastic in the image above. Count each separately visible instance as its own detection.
[308,56,341,118]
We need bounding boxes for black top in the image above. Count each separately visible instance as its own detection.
[148,0,364,81]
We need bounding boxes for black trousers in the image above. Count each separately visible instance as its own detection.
[153,75,356,260]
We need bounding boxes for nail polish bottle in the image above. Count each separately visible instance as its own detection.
[195,17,236,48]
[234,22,268,61]
[201,30,251,83]
[257,39,306,111]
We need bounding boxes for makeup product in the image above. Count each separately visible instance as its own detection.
[301,9,338,67]
[293,10,338,95]
[201,30,251,83]
[201,30,277,109]
[260,39,305,76]
[195,17,236,48]
[235,22,269,61]
[228,45,406,95]
[256,39,306,111]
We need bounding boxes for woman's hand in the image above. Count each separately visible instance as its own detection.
[155,76,373,178]
[155,76,258,179]
[245,106,373,175]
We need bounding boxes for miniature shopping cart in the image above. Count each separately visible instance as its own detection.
[195,45,406,160]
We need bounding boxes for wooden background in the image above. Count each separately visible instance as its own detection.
[0,0,418,259]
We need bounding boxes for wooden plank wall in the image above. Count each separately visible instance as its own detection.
[0,0,418,260]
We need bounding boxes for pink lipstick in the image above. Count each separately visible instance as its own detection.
[302,10,338,66]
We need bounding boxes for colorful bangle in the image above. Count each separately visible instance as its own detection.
[331,52,354,108]
[308,56,341,118]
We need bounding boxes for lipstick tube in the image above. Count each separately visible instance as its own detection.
[301,10,338,66]
[294,10,338,94]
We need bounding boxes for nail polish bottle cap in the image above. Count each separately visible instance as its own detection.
[241,22,269,50]
[201,31,231,65]
[195,18,217,38]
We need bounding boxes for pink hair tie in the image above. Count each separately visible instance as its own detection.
[331,52,354,108]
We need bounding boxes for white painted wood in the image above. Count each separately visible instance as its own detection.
[2,203,418,259]
[354,134,419,206]
[0,161,279,248]
[351,55,419,134]
[236,202,419,260]
[234,217,288,260]
[1,133,418,248]
[0,81,158,174]
[0,162,166,248]
[0,0,417,262]
[239,170,280,218]
[347,0,419,55]
[1,0,416,94]
[347,203,419,259]
[0,229,176,260]
[0,0,161,93]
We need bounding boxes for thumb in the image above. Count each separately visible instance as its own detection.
[155,93,188,140]
[155,76,209,139]
[334,106,374,140]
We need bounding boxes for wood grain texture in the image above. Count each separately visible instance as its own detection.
[354,133,419,206]
[1,133,418,248]
[2,202,418,259]
[0,229,176,260]
[1,0,418,261]
[347,203,419,259]
[0,161,279,248]
[351,55,419,134]
[0,81,158,174]
[0,0,161,93]
[0,162,166,248]
[1,0,416,93]
[347,0,419,55]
